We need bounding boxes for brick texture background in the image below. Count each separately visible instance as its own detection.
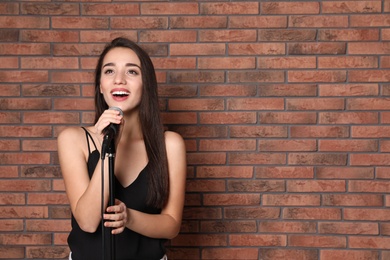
[1,1,390,259]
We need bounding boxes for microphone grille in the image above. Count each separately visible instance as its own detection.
[109,107,123,117]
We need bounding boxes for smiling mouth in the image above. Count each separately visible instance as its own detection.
[112,91,130,97]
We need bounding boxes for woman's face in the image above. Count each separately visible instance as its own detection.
[100,47,143,113]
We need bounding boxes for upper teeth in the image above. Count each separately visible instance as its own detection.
[113,91,129,95]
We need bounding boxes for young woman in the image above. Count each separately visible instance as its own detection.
[58,37,187,260]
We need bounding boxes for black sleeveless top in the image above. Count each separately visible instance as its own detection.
[68,128,166,260]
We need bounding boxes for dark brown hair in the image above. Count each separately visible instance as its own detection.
[94,37,169,208]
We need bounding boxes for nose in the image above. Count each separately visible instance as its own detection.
[114,72,126,85]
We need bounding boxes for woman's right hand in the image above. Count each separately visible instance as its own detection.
[94,108,123,145]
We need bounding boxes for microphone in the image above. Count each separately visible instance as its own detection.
[101,107,123,159]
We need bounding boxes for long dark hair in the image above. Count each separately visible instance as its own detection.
[94,37,169,209]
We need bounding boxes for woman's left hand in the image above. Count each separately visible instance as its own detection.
[104,199,128,234]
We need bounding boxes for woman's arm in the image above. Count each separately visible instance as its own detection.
[58,127,110,233]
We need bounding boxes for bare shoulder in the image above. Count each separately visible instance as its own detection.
[58,126,84,145]
[164,131,185,151]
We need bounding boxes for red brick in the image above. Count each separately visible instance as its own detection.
[82,3,139,15]
[349,180,390,193]
[141,30,197,43]
[317,167,374,179]
[183,207,222,220]
[261,2,319,14]
[201,2,259,15]
[198,57,255,69]
[259,29,316,41]
[288,43,346,55]
[319,139,378,152]
[229,152,286,165]
[200,220,256,233]
[199,139,256,151]
[284,208,341,220]
[0,247,24,259]
[289,235,346,248]
[0,206,48,218]
[0,193,25,205]
[52,17,108,29]
[21,57,79,69]
[288,70,347,83]
[287,98,345,110]
[168,71,224,83]
[199,84,257,97]
[255,166,314,179]
[0,3,19,15]
[21,3,79,15]
[318,29,379,41]
[319,84,379,96]
[350,70,390,82]
[259,221,316,233]
[0,57,18,69]
[185,180,226,192]
[1,234,51,245]
[260,249,318,260]
[290,126,349,138]
[26,220,71,232]
[345,209,390,221]
[228,180,285,192]
[259,112,317,124]
[0,153,50,165]
[0,16,49,28]
[351,154,390,166]
[319,56,378,68]
[228,43,285,55]
[142,3,198,15]
[322,1,381,13]
[170,16,227,29]
[54,98,94,110]
[26,246,69,259]
[23,84,81,97]
[289,15,348,28]
[202,248,258,260]
[259,57,316,69]
[152,57,196,70]
[323,194,383,207]
[348,99,390,110]
[0,71,48,83]
[319,222,379,235]
[231,126,287,138]
[349,236,390,249]
[0,220,23,231]
[161,112,197,125]
[287,180,346,192]
[349,43,390,54]
[229,16,287,28]
[170,43,226,56]
[168,99,224,111]
[171,234,227,246]
[229,234,286,246]
[0,126,52,138]
[227,98,284,110]
[320,250,379,260]
[263,194,320,206]
[377,167,390,178]
[203,194,260,206]
[350,14,390,27]
[259,139,316,152]
[197,166,253,179]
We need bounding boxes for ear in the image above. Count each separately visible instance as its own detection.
[100,85,103,93]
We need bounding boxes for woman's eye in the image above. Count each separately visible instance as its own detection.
[104,69,114,74]
[128,69,139,75]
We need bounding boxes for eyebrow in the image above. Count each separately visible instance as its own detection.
[102,62,141,69]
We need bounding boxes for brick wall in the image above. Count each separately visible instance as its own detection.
[1,1,390,259]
